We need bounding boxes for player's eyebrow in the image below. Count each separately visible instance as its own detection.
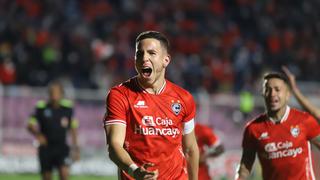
[147,49,157,53]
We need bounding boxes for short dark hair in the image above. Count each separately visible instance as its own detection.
[135,31,170,52]
[263,72,289,86]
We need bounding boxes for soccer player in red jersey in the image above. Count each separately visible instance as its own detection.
[236,72,320,180]
[195,123,224,180]
[104,31,199,180]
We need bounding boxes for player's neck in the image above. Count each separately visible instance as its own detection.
[49,99,60,108]
[137,77,166,95]
[267,106,288,123]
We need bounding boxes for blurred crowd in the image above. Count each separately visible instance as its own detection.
[0,0,320,94]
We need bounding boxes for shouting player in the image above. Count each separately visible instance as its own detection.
[103,31,199,180]
[236,72,320,180]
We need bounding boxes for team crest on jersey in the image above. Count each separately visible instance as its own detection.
[290,125,300,138]
[61,117,69,128]
[171,100,181,115]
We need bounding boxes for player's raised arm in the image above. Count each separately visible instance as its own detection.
[282,66,320,121]
[235,148,256,180]
[182,124,199,180]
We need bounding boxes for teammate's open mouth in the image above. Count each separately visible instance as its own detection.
[142,67,152,77]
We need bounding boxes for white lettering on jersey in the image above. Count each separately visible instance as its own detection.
[135,116,180,137]
[264,141,303,159]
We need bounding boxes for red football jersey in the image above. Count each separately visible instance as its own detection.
[195,123,220,180]
[104,77,196,180]
[243,106,320,180]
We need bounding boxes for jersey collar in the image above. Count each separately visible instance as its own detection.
[135,78,167,95]
[268,106,290,124]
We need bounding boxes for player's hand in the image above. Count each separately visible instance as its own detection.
[282,66,297,89]
[133,163,159,180]
[36,134,47,146]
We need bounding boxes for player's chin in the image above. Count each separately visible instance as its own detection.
[269,106,280,112]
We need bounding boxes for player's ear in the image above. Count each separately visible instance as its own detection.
[163,54,171,68]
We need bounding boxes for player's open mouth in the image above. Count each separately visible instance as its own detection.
[141,67,152,77]
[270,100,278,105]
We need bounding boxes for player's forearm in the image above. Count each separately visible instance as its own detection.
[70,128,79,147]
[108,143,136,173]
[186,145,199,180]
[292,87,320,120]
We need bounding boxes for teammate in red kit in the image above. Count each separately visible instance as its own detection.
[195,123,224,180]
[236,72,320,180]
[104,31,199,180]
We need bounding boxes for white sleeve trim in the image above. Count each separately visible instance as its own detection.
[104,119,127,126]
[183,119,195,135]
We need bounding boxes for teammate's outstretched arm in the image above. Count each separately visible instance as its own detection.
[183,129,199,180]
[105,124,158,180]
[235,148,256,180]
[282,66,320,121]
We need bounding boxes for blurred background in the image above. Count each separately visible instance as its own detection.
[0,0,320,179]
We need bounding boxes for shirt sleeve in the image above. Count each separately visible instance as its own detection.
[183,92,196,123]
[28,105,42,126]
[242,124,256,149]
[103,88,128,126]
[304,114,320,140]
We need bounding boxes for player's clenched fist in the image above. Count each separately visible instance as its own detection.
[133,163,158,180]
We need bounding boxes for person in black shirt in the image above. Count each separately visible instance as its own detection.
[27,81,80,180]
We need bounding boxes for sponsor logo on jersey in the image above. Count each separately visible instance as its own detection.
[134,100,148,108]
[142,116,156,126]
[290,125,300,138]
[135,115,180,137]
[264,141,302,159]
[171,100,181,115]
[258,132,269,140]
